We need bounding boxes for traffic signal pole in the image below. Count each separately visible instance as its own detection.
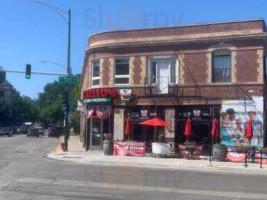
[64,9,71,152]
[0,69,67,76]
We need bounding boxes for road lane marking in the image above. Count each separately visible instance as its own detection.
[15,177,266,199]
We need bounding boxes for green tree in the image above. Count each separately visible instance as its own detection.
[38,81,65,125]
[37,74,81,132]
[0,90,39,126]
[69,75,81,133]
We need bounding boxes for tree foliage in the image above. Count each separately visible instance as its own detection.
[0,75,81,133]
[37,75,81,132]
[0,91,39,126]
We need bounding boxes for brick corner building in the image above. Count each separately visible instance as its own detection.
[80,19,267,150]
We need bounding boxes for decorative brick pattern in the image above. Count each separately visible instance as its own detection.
[132,56,142,85]
[178,54,185,85]
[102,58,110,86]
[257,49,264,83]
[231,51,237,83]
[129,57,134,85]
[108,58,114,85]
[140,56,147,85]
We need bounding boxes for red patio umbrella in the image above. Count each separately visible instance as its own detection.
[139,117,170,127]
[139,117,170,142]
[245,119,253,141]
[125,117,131,136]
[184,118,192,138]
[211,118,219,138]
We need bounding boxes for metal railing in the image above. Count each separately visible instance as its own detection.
[142,77,263,100]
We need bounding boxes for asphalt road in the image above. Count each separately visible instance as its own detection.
[0,134,267,200]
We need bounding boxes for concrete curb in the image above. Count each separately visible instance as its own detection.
[47,150,267,175]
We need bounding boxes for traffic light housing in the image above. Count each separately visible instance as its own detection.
[25,64,31,79]
[62,90,68,110]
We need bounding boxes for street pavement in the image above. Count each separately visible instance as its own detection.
[1,134,267,199]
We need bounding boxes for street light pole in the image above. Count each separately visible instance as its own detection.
[64,8,71,151]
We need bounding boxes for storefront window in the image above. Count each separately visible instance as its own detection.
[114,58,130,84]
[92,60,100,86]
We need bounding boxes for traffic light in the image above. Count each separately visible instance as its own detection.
[25,64,31,79]
[62,90,68,110]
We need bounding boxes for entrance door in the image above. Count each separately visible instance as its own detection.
[157,61,170,93]
[90,117,103,149]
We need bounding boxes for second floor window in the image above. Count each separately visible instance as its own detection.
[115,58,130,84]
[212,50,231,82]
[148,56,176,93]
[92,60,100,86]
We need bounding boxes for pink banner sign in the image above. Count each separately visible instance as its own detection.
[113,141,146,157]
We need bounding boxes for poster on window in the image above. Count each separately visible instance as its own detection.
[220,96,263,147]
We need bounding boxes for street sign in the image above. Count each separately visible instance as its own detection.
[59,76,78,83]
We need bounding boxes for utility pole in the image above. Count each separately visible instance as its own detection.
[64,8,71,151]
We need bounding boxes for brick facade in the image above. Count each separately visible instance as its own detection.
[81,19,267,104]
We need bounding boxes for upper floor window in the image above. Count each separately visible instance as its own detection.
[212,50,231,82]
[148,56,177,93]
[115,58,130,84]
[91,60,100,86]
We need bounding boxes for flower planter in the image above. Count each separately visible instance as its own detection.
[103,140,113,155]
[178,144,203,159]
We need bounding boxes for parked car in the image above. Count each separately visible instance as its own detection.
[35,127,44,136]
[10,126,18,135]
[48,126,63,137]
[0,127,13,137]
[17,126,28,134]
[27,127,40,137]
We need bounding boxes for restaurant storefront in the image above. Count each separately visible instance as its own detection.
[83,88,116,150]
[82,86,265,151]
[176,105,221,145]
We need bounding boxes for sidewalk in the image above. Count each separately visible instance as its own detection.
[47,135,267,174]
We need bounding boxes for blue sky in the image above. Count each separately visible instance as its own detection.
[0,0,266,99]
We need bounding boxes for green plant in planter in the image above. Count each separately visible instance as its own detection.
[260,148,267,153]
[104,133,113,140]
[184,140,196,149]
[158,134,165,143]
[235,142,249,152]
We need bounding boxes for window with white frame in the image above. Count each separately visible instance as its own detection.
[148,56,177,93]
[114,58,130,84]
[212,50,231,82]
[91,60,100,86]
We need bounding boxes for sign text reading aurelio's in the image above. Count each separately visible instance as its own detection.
[83,88,117,99]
